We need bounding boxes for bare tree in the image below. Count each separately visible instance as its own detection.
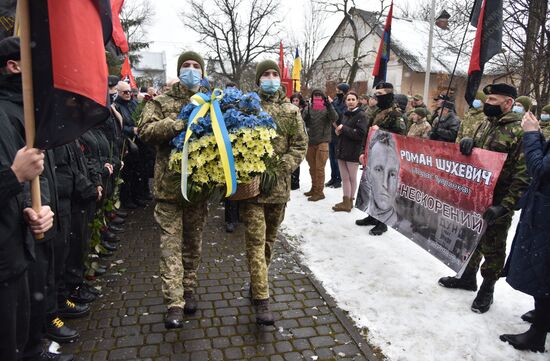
[314,0,388,85]
[181,0,281,86]
[120,0,155,64]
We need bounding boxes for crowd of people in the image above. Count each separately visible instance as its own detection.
[1,32,550,361]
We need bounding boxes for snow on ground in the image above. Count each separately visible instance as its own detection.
[281,162,548,361]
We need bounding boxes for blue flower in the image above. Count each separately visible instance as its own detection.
[190,122,204,136]
[178,103,196,121]
[170,131,186,150]
[221,87,243,105]
[223,108,241,130]
[239,92,261,112]
[257,111,276,129]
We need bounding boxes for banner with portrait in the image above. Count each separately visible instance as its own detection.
[356,129,508,274]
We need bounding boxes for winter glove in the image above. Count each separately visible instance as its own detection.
[323,96,331,108]
[460,137,474,156]
[483,205,507,226]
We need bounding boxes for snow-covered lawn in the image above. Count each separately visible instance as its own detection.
[281,162,548,361]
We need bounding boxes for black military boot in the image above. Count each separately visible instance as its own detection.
[369,221,387,236]
[500,325,547,352]
[101,241,117,252]
[165,306,184,329]
[356,216,378,226]
[254,299,274,325]
[438,267,478,291]
[471,278,496,313]
[70,285,98,304]
[183,291,198,315]
[45,317,79,343]
[38,351,75,361]
[58,299,90,319]
[521,309,536,323]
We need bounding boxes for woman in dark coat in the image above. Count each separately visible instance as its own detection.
[332,91,369,212]
[500,111,550,352]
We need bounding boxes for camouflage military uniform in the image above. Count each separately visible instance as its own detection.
[540,121,550,140]
[371,105,407,135]
[464,111,529,279]
[242,87,307,300]
[407,119,432,139]
[405,105,431,130]
[456,108,485,142]
[139,82,209,309]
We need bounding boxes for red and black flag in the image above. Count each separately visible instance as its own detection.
[372,0,393,88]
[465,0,503,106]
[120,55,137,89]
[0,0,16,40]
[105,0,129,56]
[30,0,111,149]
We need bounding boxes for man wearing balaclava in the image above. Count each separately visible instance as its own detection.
[139,51,209,329]
[355,82,405,235]
[241,60,307,325]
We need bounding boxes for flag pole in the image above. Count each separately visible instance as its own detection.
[423,0,436,102]
[18,0,44,239]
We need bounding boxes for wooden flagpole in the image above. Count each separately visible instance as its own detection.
[18,0,44,240]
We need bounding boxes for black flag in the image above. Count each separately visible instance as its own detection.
[465,0,503,106]
[0,0,16,41]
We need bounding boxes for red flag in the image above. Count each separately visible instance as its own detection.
[30,0,110,149]
[111,0,129,54]
[279,41,285,78]
[372,1,393,87]
[121,56,137,89]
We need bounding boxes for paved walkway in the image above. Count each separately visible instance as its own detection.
[64,203,383,361]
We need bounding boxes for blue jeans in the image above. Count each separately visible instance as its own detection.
[328,141,341,182]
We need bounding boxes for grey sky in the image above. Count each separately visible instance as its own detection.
[147,0,418,80]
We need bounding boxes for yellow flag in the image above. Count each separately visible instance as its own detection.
[292,47,302,92]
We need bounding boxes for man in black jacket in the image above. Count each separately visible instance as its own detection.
[429,101,460,143]
[0,36,76,361]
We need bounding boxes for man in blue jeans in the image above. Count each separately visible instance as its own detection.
[326,83,349,188]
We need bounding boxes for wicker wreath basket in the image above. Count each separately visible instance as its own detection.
[229,176,261,201]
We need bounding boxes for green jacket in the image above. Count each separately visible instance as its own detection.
[302,104,338,145]
[371,105,407,135]
[472,111,529,211]
[256,88,308,204]
[138,82,207,203]
[456,108,485,142]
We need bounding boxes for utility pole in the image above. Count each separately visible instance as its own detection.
[423,0,436,102]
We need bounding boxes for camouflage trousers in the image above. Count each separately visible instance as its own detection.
[465,212,513,280]
[242,202,286,300]
[154,200,208,308]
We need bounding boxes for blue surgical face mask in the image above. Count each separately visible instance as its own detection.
[541,114,550,122]
[260,79,280,94]
[179,68,202,89]
[512,105,525,114]
[472,99,482,109]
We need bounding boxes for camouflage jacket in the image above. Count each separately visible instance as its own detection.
[256,88,308,204]
[138,82,208,203]
[456,108,485,142]
[472,111,529,211]
[405,105,432,130]
[407,119,432,139]
[540,121,550,140]
[371,105,407,135]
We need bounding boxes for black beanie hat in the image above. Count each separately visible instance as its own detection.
[0,36,20,66]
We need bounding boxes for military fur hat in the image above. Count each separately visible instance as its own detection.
[255,60,280,85]
[542,104,550,114]
[177,51,205,77]
[483,83,517,99]
[0,36,20,65]
[515,96,532,112]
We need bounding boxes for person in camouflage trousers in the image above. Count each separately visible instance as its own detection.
[355,82,406,236]
[456,91,486,142]
[242,60,307,325]
[539,104,550,139]
[407,107,432,139]
[439,83,529,314]
[139,51,209,329]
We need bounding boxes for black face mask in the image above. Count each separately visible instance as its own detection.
[336,93,344,100]
[483,103,503,117]
[376,93,394,110]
